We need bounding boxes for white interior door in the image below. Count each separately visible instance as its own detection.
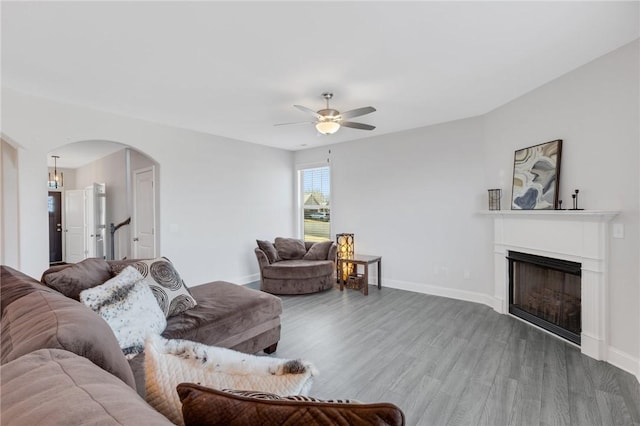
[133,166,156,259]
[65,189,86,263]
[88,183,107,259]
[85,186,95,258]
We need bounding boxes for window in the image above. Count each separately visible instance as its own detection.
[300,166,330,241]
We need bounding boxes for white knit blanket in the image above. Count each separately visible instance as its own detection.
[144,335,318,425]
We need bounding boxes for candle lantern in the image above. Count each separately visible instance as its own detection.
[336,233,354,281]
[488,189,502,211]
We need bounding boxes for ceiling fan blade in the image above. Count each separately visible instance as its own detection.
[339,106,376,120]
[274,121,314,126]
[341,121,376,131]
[294,105,323,119]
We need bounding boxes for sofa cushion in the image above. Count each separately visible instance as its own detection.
[111,257,197,317]
[80,266,167,358]
[262,259,335,280]
[108,258,142,274]
[162,281,282,347]
[1,266,59,317]
[303,241,334,260]
[0,349,172,425]
[145,335,316,425]
[274,237,307,260]
[0,285,136,389]
[177,384,406,426]
[257,239,281,263]
[41,257,112,300]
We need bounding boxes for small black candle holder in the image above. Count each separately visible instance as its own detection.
[488,189,502,211]
[568,189,584,211]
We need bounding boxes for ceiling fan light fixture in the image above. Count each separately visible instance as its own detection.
[316,121,340,135]
[278,93,375,135]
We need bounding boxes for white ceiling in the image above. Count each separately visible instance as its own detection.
[2,1,639,156]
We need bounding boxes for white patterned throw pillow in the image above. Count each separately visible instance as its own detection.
[112,257,197,317]
[79,266,167,358]
[144,334,317,425]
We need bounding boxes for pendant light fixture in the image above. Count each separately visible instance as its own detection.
[48,155,64,188]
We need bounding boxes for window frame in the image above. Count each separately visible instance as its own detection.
[296,162,331,242]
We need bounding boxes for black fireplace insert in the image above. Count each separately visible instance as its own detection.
[508,251,581,344]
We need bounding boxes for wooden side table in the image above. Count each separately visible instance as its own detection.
[338,254,382,296]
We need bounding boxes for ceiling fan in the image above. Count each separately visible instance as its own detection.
[275,92,376,135]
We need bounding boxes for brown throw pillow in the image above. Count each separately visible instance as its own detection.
[274,237,307,260]
[256,240,281,263]
[303,241,333,260]
[177,384,405,426]
[222,389,357,404]
[41,257,112,300]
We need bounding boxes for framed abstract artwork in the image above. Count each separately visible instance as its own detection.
[511,139,562,210]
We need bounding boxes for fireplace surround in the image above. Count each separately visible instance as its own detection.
[487,210,618,361]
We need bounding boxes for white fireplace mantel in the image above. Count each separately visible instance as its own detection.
[483,210,619,361]
[481,209,619,220]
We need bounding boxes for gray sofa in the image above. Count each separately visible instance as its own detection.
[255,238,337,295]
[0,260,282,424]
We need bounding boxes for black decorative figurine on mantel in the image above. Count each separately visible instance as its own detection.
[569,189,584,211]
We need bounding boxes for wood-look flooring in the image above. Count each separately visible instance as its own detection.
[248,282,640,426]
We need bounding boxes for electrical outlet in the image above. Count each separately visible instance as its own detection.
[612,223,624,239]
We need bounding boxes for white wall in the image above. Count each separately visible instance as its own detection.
[76,148,126,192]
[1,139,20,268]
[295,116,495,304]
[484,40,640,373]
[0,89,295,284]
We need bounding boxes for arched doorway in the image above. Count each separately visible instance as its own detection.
[47,140,159,263]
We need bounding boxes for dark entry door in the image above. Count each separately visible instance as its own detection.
[48,191,63,264]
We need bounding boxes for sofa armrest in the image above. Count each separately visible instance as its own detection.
[1,288,136,389]
[1,349,173,425]
[254,248,271,271]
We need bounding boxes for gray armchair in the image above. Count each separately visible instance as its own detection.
[255,238,337,295]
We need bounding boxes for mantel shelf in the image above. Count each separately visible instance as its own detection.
[479,210,619,222]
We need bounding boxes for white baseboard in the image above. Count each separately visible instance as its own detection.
[383,278,498,309]
[229,273,260,285]
[608,346,640,381]
[492,297,505,314]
